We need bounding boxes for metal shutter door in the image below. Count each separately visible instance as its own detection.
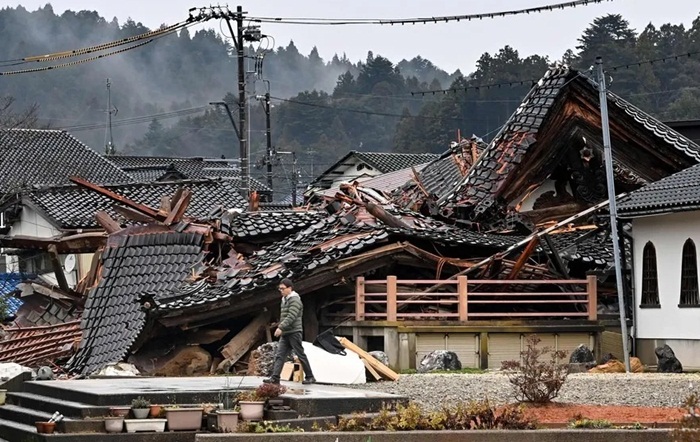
[487,333,522,369]
[415,333,446,367]
[446,333,479,368]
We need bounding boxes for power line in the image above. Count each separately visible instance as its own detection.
[58,106,208,132]
[248,0,611,25]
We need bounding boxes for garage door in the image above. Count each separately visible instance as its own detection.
[415,333,446,367]
[446,333,479,368]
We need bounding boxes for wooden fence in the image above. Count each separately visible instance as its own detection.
[354,275,597,321]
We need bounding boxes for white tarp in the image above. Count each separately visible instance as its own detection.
[301,341,366,384]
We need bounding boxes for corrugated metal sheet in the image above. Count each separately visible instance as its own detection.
[601,331,624,359]
[446,333,479,368]
[556,333,594,362]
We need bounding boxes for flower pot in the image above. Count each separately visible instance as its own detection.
[238,401,265,421]
[0,389,6,405]
[149,404,162,418]
[216,410,239,432]
[124,418,166,433]
[109,406,130,417]
[104,416,124,433]
[164,407,204,431]
[35,421,56,434]
[132,408,150,419]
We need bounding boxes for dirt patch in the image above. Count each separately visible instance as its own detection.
[519,402,684,424]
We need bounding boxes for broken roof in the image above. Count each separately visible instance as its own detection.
[0,129,133,193]
[617,162,700,217]
[27,179,247,230]
[67,231,205,375]
[404,66,700,222]
[107,154,272,193]
[320,164,430,199]
[0,320,82,367]
[309,151,439,190]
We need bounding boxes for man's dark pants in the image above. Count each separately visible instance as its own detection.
[270,331,314,381]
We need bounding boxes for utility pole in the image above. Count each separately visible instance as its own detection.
[596,56,631,373]
[264,93,273,190]
[236,6,249,202]
[275,149,298,207]
[103,78,117,155]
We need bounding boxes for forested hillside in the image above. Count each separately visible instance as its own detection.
[1,5,700,183]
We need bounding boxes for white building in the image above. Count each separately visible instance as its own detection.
[618,162,700,369]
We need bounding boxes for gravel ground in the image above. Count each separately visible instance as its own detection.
[347,372,700,411]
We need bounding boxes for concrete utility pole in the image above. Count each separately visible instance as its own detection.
[596,56,631,373]
[103,78,117,155]
[264,93,273,190]
[236,6,249,202]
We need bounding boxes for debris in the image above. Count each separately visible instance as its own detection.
[149,346,211,377]
[588,357,644,373]
[248,342,279,377]
[217,311,270,373]
[95,363,140,377]
[569,344,596,365]
[338,337,399,381]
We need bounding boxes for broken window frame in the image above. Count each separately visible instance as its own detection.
[640,241,660,308]
[679,238,700,307]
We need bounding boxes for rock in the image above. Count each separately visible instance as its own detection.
[369,351,389,367]
[588,357,644,373]
[655,345,683,373]
[150,346,211,376]
[417,350,462,373]
[35,366,54,380]
[569,344,595,365]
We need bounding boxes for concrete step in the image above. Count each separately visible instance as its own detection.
[0,403,67,427]
[0,416,40,442]
[6,391,108,418]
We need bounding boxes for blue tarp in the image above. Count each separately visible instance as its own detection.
[0,272,32,317]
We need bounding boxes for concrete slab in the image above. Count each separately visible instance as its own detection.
[23,376,406,416]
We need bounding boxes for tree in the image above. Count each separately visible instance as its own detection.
[0,96,39,129]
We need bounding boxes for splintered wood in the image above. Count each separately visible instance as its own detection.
[338,337,399,382]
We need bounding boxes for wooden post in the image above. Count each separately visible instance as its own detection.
[355,277,365,321]
[387,275,398,322]
[458,276,468,321]
[587,275,598,321]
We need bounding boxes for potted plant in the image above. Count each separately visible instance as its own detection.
[131,397,151,419]
[164,405,204,431]
[149,404,162,418]
[237,384,286,421]
[124,418,166,433]
[109,406,130,417]
[215,405,240,433]
[104,416,124,433]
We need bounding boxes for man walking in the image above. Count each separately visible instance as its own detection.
[264,278,316,385]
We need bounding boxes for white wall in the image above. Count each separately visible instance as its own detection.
[11,206,61,238]
[516,179,574,212]
[327,156,382,189]
[633,211,700,339]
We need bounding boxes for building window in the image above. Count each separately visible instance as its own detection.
[680,239,700,307]
[640,242,660,307]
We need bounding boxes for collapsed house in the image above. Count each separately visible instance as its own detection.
[1,64,699,375]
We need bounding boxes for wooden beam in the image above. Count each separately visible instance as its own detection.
[95,211,122,234]
[506,236,539,280]
[362,358,382,381]
[69,176,161,219]
[164,189,192,225]
[587,274,598,321]
[355,277,365,321]
[386,275,397,322]
[457,275,468,321]
[338,337,399,381]
[218,311,270,368]
[47,244,70,293]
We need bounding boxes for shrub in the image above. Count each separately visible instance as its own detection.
[673,388,700,442]
[239,420,304,433]
[569,418,613,429]
[500,334,569,404]
[254,383,287,400]
[333,400,536,431]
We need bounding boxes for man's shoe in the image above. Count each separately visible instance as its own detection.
[263,378,280,384]
[302,377,316,385]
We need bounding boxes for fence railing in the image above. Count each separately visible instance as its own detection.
[354,275,597,321]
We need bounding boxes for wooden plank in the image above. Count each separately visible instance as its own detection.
[113,205,156,223]
[467,300,583,304]
[362,358,382,381]
[587,274,598,320]
[355,277,365,321]
[468,312,589,317]
[467,279,588,284]
[95,211,122,233]
[458,275,468,321]
[338,337,399,381]
[387,276,397,322]
[158,195,171,216]
[364,279,459,285]
[467,292,589,296]
[70,176,161,218]
[219,311,270,363]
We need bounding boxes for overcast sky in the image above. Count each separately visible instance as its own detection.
[8,1,700,73]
